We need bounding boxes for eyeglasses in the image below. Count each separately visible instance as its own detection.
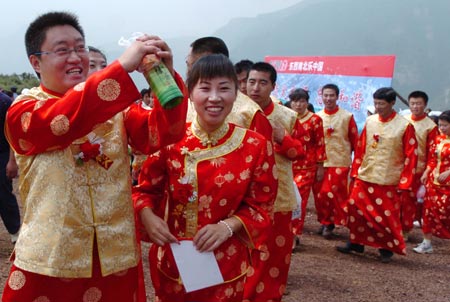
[33,45,89,58]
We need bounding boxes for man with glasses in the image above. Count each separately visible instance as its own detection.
[2,11,187,302]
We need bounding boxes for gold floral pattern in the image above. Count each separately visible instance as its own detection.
[50,114,70,136]
[20,112,32,133]
[18,138,33,152]
[135,123,276,299]
[33,296,50,302]
[14,114,139,278]
[8,270,26,290]
[33,100,47,111]
[97,79,120,101]
[83,287,102,302]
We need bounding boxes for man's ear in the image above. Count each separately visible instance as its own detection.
[29,55,41,74]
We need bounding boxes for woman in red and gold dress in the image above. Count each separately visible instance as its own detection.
[133,54,277,302]
[414,110,450,254]
[289,88,326,247]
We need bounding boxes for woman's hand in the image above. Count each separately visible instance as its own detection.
[140,208,178,246]
[437,170,450,184]
[193,218,241,253]
[420,168,430,184]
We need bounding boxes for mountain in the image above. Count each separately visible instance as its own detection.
[213,0,450,111]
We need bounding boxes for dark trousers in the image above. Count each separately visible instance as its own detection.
[0,151,20,234]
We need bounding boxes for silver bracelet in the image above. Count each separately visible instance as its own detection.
[218,220,233,237]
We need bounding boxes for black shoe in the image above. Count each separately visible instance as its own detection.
[379,249,393,263]
[317,225,325,235]
[322,224,335,239]
[336,242,364,254]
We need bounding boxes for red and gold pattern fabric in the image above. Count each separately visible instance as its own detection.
[133,121,277,301]
[317,106,358,168]
[404,114,438,175]
[401,114,438,231]
[313,167,349,226]
[243,101,301,302]
[292,167,317,235]
[243,211,293,302]
[3,242,140,302]
[293,111,326,169]
[292,111,326,235]
[3,61,187,302]
[346,179,407,255]
[263,101,304,212]
[422,134,450,238]
[351,113,417,188]
[313,107,357,226]
[345,112,418,255]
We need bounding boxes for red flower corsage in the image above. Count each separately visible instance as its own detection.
[326,126,334,137]
[372,133,380,148]
[74,133,113,169]
[79,141,101,162]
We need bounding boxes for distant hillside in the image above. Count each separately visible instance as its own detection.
[214,0,450,111]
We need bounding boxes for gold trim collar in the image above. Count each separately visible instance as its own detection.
[191,119,229,147]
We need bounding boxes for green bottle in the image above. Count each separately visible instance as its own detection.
[142,55,183,109]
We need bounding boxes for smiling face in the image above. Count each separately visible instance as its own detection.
[322,88,338,111]
[29,25,88,94]
[190,76,237,133]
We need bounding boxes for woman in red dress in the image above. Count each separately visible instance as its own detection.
[414,110,450,254]
[133,54,277,302]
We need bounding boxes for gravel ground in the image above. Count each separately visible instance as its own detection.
[1,201,449,302]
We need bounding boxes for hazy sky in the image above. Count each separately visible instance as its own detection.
[1,0,302,75]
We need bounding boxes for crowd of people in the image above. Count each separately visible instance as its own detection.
[0,10,449,302]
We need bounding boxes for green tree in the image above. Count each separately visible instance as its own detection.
[0,73,39,93]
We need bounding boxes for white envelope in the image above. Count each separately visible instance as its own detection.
[170,240,224,292]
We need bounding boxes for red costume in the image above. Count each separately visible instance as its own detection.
[244,101,304,302]
[422,134,450,238]
[2,61,188,302]
[292,111,326,235]
[133,121,277,302]
[315,107,358,227]
[401,114,438,231]
[346,112,417,255]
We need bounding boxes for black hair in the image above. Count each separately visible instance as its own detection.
[190,37,229,58]
[289,88,310,102]
[321,83,339,96]
[234,59,254,74]
[408,90,429,105]
[140,88,151,97]
[88,46,107,62]
[187,54,238,93]
[438,110,450,124]
[373,87,396,103]
[250,62,277,84]
[25,11,84,57]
